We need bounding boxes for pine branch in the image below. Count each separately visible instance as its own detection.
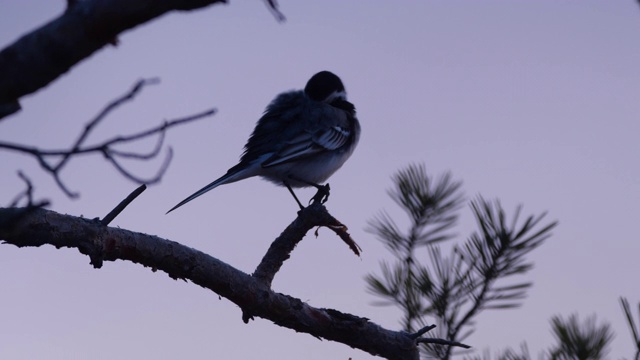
[439,197,556,359]
[367,164,556,359]
[620,297,640,360]
[367,164,466,358]
[548,314,614,360]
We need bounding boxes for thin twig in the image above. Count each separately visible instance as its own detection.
[409,324,436,339]
[101,184,147,226]
[620,297,640,360]
[0,77,216,199]
[53,78,159,173]
[107,130,165,160]
[264,0,286,22]
[416,337,471,349]
[316,222,362,256]
[104,146,173,185]
[0,109,215,156]
[8,171,35,207]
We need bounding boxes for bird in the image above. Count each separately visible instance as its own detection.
[167,71,360,213]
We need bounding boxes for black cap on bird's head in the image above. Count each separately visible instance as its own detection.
[304,71,346,103]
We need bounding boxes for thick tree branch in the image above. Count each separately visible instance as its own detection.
[0,0,230,119]
[0,0,288,119]
[0,205,422,360]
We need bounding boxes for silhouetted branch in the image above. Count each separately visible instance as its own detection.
[409,324,436,339]
[463,343,532,360]
[0,0,234,119]
[315,214,362,256]
[0,206,419,360]
[61,78,160,171]
[416,337,470,349]
[436,197,556,359]
[252,202,360,288]
[101,184,147,226]
[367,165,465,335]
[621,297,640,360]
[0,79,216,198]
[367,164,557,359]
[548,314,613,360]
[8,171,36,207]
[3,173,50,230]
[264,0,286,22]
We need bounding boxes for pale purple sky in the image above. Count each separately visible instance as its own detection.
[1,1,639,359]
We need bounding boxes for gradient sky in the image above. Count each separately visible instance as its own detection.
[1,1,639,359]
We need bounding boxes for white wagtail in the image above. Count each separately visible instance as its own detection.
[167,71,360,213]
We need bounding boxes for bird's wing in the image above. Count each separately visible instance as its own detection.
[262,124,351,167]
[313,125,351,150]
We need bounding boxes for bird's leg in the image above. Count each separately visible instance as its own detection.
[287,175,331,205]
[283,181,305,210]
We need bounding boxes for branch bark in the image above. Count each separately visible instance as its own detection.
[0,204,420,360]
[0,0,227,119]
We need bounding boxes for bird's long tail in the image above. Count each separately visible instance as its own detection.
[166,165,253,214]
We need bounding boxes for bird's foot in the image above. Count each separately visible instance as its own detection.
[309,183,330,205]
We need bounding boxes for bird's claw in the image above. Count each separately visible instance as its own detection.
[310,184,330,205]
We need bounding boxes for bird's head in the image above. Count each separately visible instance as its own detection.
[304,71,347,104]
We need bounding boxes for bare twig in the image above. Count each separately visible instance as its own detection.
[621,297,640,360]
[264,0,286,22]
[316,221,362,256]
[416,337,471,349]
[104,146,173,185]
[407,323,470,349]
[101,184,147,226]
[4,173,49,228]
[0,79,217,199]
[409,324,436,339]
[58,78,159,172]
[8,171,36,207]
